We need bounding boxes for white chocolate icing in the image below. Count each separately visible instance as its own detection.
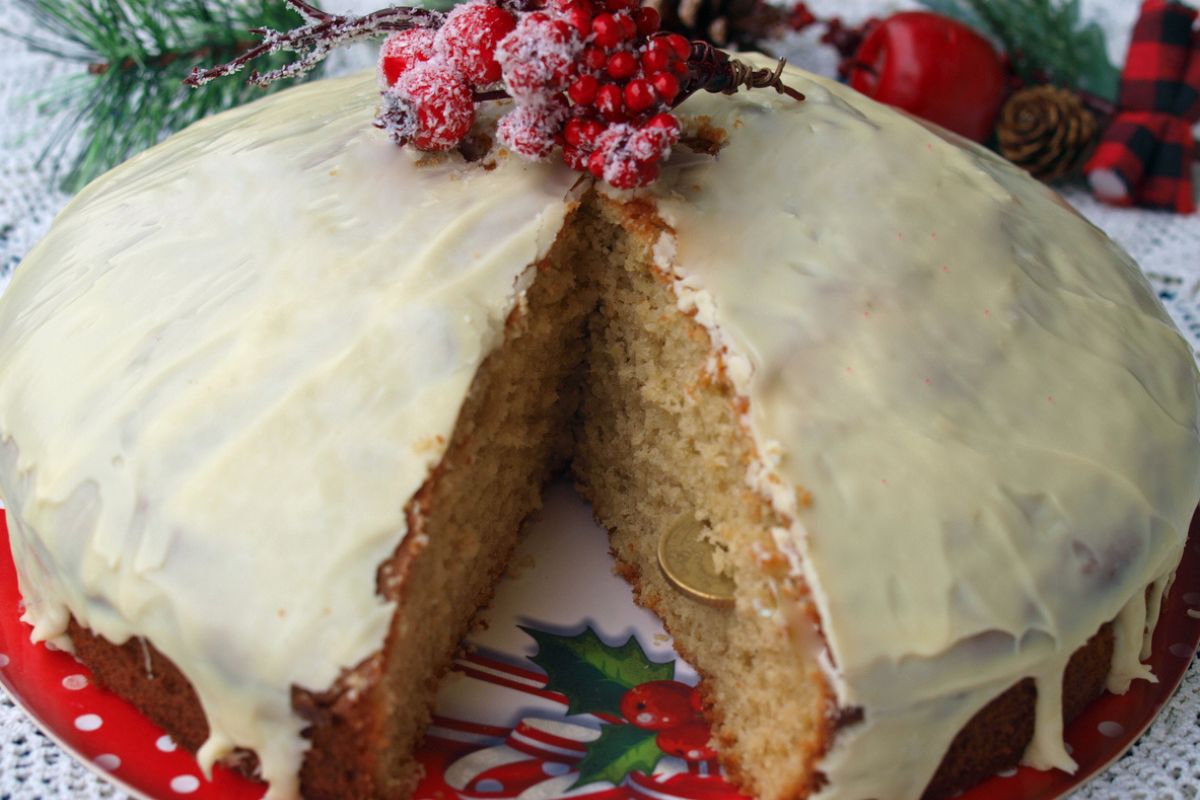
[0,58,1197,800]
[0,73,577,797]
[648,58,1200,799]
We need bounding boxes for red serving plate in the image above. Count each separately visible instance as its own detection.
[1,484,1198,800]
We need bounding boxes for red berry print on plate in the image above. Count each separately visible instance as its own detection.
[657,721,717,762]
[621,680,696,730]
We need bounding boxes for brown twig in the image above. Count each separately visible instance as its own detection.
[678,42,805,105]
[184,0,443,88]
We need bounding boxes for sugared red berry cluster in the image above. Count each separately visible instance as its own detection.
[378,0,688,189]
[619,680,718,762]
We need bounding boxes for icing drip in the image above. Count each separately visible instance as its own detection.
[1023,649,1076,772]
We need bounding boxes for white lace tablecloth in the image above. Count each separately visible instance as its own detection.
[2,0,1198,798]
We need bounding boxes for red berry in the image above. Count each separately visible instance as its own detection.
[588,149,607,177]
[563,144,590,170]
[379,29,437,86]
[564,116,604,146]
[641,46,670,74]
[645,111,681,136]
[624,78,656,113]
[620,681,695,730]
[657,722,717,762]
[385,64,475,151]
[583,46,608,71]
[634,6,661,35]
[591,13,622,48]
[437,1,517,86]
[595,83,624,120]
[568,74,600,105]
[627,124,675,161]
[650,71,679,103]
[557,0,594,37]
[498,98,568,159]
[616,12,637,40]
[672,58,690,77]
[497,13,582,99]
[606,51,638,80]
[666,33,691,59]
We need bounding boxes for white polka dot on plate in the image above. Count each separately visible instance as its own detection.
[156,734,178,752]
[61,674,88,691]
[1169,643,1195,658]
[1098,721,1125,738]
[74,714,103,732]
[170,775,200,794]
[95,754,121,771]
[995,768,1018,778]
[0,653,9,668]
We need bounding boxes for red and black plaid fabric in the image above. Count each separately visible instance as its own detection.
[1084,0,1200,213]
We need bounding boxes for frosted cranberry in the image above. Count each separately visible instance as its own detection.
[437,2,517,85]
[634,6,661,35]
[563,144,591,170]
[666,33,691,59]
[387,64,475,151]
[605,156,659,189]
[595,83,624,120]
[641,46,671,74]
[588,149,607,177]
[564,116,604,146]
[645,111,681,136]
[557,0,594,37]
[623,78,656,112]
[620,681,695,730]
[497,13,581,99]
[616,13,637,40]
[606,51,638,80]
[657,722,717,762]
[568,74,600,105]
[379,29,437,86]
[498,98,568,159]
[583,46,608,71]
[591,13,622,47]
[650,71,679,103]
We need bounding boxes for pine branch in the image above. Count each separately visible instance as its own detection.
[8,0,324,193]
[919,0,1120,101]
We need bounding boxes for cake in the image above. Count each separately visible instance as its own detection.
[1,54,1198,800]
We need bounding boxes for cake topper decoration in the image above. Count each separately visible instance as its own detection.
[186,0,804,189]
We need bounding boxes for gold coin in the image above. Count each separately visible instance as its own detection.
[658,515,736,608]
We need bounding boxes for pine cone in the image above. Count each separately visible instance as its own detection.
[997,85,1098,183]
[645,0,785,49]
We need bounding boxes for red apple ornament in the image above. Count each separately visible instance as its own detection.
[847,11,1006,143]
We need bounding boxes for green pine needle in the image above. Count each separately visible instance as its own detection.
[10,0,323,193]
[920,0,1121,101]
